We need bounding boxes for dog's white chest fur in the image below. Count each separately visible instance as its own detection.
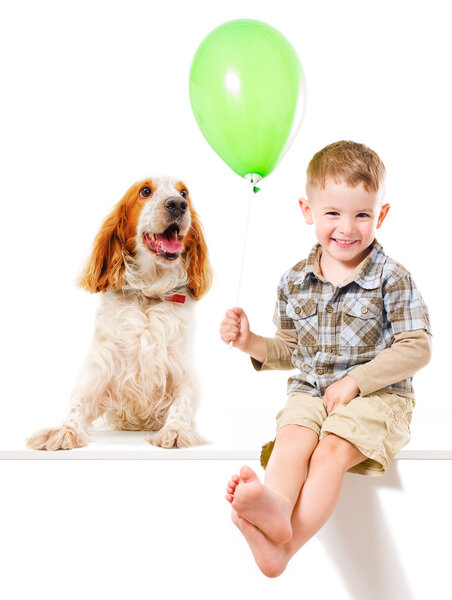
[89,291,194,430]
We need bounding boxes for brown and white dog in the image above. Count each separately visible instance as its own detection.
[27,176,212,450]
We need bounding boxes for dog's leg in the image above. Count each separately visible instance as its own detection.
[147,378,208,449]
[26,359,109,451]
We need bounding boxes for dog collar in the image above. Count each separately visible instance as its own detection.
[144,293,186,304]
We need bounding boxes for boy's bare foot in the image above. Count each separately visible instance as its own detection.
[231,509,289,578]
[225,465,292,544]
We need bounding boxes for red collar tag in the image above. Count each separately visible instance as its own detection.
[144,293,186,304]
[165,293,186,304]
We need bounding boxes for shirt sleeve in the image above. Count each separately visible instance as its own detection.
[272,275,296,330]
[251,328,298,371]
[348,329,432,396]
[383,274,432,335]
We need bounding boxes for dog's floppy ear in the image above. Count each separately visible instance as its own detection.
[78,199,130,293]
[183,205,213,300]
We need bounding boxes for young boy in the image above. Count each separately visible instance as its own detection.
[219,141,432,578]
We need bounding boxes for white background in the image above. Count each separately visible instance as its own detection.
[1,0,451,598]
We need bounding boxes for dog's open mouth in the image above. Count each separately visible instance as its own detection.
[143,224,183,260]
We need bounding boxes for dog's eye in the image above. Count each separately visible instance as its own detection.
[140,187,152,198]
[180,189,187,199]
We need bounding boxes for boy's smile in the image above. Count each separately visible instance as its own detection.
[299,179,390,273]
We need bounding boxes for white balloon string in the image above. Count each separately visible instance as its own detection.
[229,181,254,348]
[234,186,253,306]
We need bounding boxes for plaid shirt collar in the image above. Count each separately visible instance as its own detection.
[297,239,385,290]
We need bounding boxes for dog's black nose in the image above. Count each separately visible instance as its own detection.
[165,196,188,217]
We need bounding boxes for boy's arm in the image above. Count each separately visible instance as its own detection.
[348,328,432,396]
[251,328,298,371]
[348,271,432,396]
[254,327,432,383]
[250,272,300,371]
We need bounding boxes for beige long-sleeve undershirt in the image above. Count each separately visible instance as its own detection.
[251,328,432,397]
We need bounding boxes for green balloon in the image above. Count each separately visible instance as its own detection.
[189,19,306,186]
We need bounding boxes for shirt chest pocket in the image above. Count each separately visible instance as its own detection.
[286,298,318,347]
[340,297,383,347]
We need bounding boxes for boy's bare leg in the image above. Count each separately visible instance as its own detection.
[285,434,366,556]
[229,434,366,578]
[225,425,318,543]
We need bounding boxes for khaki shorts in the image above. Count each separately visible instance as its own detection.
[260,391,415,476]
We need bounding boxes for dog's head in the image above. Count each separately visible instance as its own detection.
[78,176,212,300]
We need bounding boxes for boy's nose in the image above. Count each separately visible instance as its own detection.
[339,218,355,235]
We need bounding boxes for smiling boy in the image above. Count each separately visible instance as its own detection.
[219,141,432,577]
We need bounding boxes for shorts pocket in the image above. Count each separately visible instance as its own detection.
[286,298,318,346]
[340,297,383,346]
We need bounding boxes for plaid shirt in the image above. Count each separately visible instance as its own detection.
[274,240,432,396]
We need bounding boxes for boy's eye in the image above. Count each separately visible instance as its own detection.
[357,213,370,218]
[326,211,339,216]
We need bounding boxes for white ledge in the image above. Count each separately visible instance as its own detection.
[1,449,451,461]
[4,425,451,460]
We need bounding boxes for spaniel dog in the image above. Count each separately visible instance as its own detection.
[26,176,212,450]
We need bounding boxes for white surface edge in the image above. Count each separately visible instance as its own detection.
[1,449,451,460]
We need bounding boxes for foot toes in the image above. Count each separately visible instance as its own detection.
[239,465,256,482]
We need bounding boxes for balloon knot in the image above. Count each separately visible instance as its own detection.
[245,173,263,193]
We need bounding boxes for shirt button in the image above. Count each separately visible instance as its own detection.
[361,306,368,314]
[326,305,334,313]
[295,307,301,314]
[316,368,324,375]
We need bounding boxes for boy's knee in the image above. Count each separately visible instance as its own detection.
[276,424,318,449]
[309,434,361,470]
[276,424,304,440]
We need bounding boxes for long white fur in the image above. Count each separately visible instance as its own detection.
[26,177,206,450]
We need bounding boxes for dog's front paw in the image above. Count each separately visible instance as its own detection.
[26,425,88,451]
[148,427,208,449]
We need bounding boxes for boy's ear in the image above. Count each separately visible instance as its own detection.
[299,198,313,225]
[376,203,391,229]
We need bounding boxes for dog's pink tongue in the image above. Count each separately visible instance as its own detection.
[156,231,182,253]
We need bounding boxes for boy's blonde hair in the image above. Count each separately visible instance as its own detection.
[306,140,386,195]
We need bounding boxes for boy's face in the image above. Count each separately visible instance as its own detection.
[299,179,390,268]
